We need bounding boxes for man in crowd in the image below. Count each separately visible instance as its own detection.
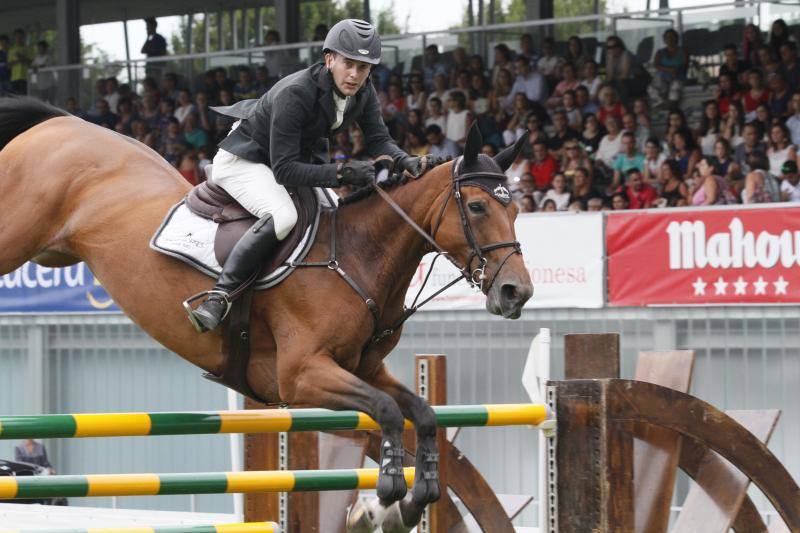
[512,54,547,103]
[780,160,800,202]
[426,124,461,159]
[623,169,658,209]
[611,132,645,190]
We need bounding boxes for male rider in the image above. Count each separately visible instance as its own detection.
[187,19,443,332]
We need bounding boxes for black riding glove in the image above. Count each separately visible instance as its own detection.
[337,160,376,187]
[397,155,448,178]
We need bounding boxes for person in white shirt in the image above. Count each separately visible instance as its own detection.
[511,55,547,103]
[580,60,602,101]
[537,37,563,79]
[786,92,800,146]
[780,160,800,201]
[424,96,447,132]
[104,77,120,114]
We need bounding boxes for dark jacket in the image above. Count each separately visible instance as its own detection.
[214,62,405,188]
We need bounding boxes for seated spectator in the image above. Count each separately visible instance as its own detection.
[547,62,580,109]
[571,166,604,209]
[604,36,637,99]
[611,131,645,190]
[519,194,537,213]
[769,19,796,64]
[561,140,592,181]
[716,73,741,118]
[491,43,514,87]
[194,91,212,132]
[780,42,800,92]
[524,113,548,146]
[177,151,201,185]
[586,197,605,211]
[561,90,582,130]
[254,66,271,96]
[752,103,772,141]
[423,44,448,91]
[430,72,450,104]
[548,111,580,155]
[575,85,598,116]
[734,122,767,170]
[541,198,558,212]
[406,74,427,111]
[425,96,447,132]
[162,72,182,102]
[114,97,138,135]
[671,129,701,183]
[157,98,176,134]
[468,54,486,78]
[643,136,668,187]
[537,37,563,87]
[104,77,120,113]
[130,119,156,149]
[787,91,800,145]
[350,128,369,161]
[742,23,764,67]
[407,109,425,130]
[565,36,590,73]
[481,143,498,156]
[768,72,792,118]
[140,94,161,131]
[160,117,187,166]
[665,108,689,147]
[174,89,195,126]
[519,33,539,66]
[719,44,749,88]
[595,115,624,180]
[611,191,630,210]
[445,91,472,146]
[697,100,722,156]
[580,60,602,101]
[767,123,797,177]
[756,45,780,77]
[450,69,472,102]
[469,74,491,118]
[65,96,87,119]
[89,98,118,129]
[623,169,658,208]
[233,67,259,101]
[489,68,515,115]
[512,55,547,103]
[581,113,604,155]
[212,89,235,141]
[692,157,735,205]
[503,93,534,146]
[540,172,571,210]
[649,29,689,106]
[722,100,745,147]
[741,69,770,121]
[426,124,462,158]
[568,200,585,212]
[742,151,780,203]
[780,160,800,201]
[382,82,406,122]
[597,84,624,125]
[530,140,558,197]
[182,114,207,151]
[405,127,430,156]
[658,159,690,207]
[504,150,530,183]
[712,138,738,184]
[622,112,649,152]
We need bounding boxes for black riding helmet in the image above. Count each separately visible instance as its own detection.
[322,19,381,65]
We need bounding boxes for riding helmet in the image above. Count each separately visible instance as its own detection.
[322,19,381,65]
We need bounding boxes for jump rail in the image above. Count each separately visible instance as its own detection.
[0,522,280,533]
[0,404,550,439]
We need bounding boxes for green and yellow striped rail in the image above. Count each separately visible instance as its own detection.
[0,522,279,533]
[0,468,415,500]
[0,404,548,440]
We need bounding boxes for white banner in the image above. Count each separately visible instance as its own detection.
[405,212,605,310]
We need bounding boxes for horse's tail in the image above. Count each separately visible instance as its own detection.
[0,96,67,152]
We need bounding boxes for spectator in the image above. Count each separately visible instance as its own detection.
[596,115,624,177]
[787,92,800,145]
[547,62,580,109]
[141,17,168,58]
[450,69,472,102]
[183,114,208,150]
[426,124,461,159]
[254,66,271,96]
[157,98,176,134]
[604,36,635,98]
[649,29,689,106]
[580,60,602,101]
[30,40,55,103]
[671,128,701,183]
[519,34,538,66]
[163,72,182,102]
[767,72,792,119]
[350,128,369,161]
[757,45,780,77]
[503,93,533,146]
[780,160,800,201]
[406,127,430,157]
[520,194,537,213]
[537,37,563,86]
[131,119,156,149]
[768,19,795,60]
[665,108,689,147]
[524,113,548,146]
[382,82,406,122]
[511,55,547,103]
[697,100,722,156]
[177,152,201,185]
[611,191,630,210]
[233,67,259,101]
[581,113,604,155]
[565,36,590,73]
[160,117,187,166]
[561,90,582,130]
[469,73,491,118]
[174,89,196,126]
[658,159,690,207]
[722,100,745,147]
[719,44,749,88]
[140,94,161,131]
[742,69,769,121]
[213,68,234,95]
[548,110,580,155]
[406,74,427,111]
[490,68,515,115]
[587,197,606,211]
[481,143,498,156]
[633,99,651,131]
[449,47,469,86]
[429,72,451,107]
[623,169,658,208]
[643,136,668,187]
[142,77,162,105]
[562,140,592,181]
[89,98,118,129]
[313,23,329,41]
[8,28,32,95]
[425,96,447,132]
[407,108,425,130]
[742,151,780,203]
[468,54,486,78]
[103,77,120,113]
[612,131,645,190]
[622,112,649,152]
[716,72,741,118]
[530,139,559,197]
[742,23,764,66]
[194,91,212,132]
[767,123,797,177]
[597,84,624,124]
[692,157,735,205]
[572,167,604,209]
[504,148,530,182]
[712,138,738,183]
[64,96,87,119]
[15,440,55,474]
[491,43,514,87]
[541,198,558,211]
[575,85,598,115]
[779,43,800,92]
[540,172,572,211]
[0,34,9,95]
[114,97,138,135]
[423,45,448,91]
[734,122,767,170]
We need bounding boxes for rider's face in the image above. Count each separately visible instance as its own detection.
[325,53,371,97]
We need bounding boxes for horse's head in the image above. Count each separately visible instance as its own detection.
[432,123,533,318]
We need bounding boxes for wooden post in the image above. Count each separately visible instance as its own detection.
[415,355,448,533]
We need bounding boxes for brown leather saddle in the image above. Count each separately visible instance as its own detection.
[182,167,321,402]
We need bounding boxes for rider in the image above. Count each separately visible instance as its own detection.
[188,19,444,332]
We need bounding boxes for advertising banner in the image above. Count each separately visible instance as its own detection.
[607,206,800,306]
[405,212,605,310]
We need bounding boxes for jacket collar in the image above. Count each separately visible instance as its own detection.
[312,62,367,127]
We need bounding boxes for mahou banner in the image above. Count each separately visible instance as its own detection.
[607,206,800,306]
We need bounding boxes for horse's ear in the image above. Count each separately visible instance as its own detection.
[493,132,528,172]
[462,121,482,167]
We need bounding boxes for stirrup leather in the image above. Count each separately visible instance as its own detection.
[182,290,233,332]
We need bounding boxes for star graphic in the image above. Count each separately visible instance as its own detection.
[733,276,748,295]
[774,276,789,295]
[692,277,707,296]
[713,277,728,295]
[753,276,768,295]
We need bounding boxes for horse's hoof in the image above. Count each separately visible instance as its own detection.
[381,500,418,533]
[376,470,408,502]
[412,477,441,505]
[346,497,384,533]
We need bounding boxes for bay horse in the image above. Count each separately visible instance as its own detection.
[0,97,532,532]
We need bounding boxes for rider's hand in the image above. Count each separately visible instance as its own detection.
[337,160,376,187]
[397,155,448,178]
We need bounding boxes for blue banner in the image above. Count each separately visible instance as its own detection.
[0,263,119,313]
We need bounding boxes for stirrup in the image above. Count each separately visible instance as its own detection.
[182,290,232,333]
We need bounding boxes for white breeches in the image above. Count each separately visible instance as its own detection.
[211,148,298,241]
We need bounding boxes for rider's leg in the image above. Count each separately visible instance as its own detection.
[188,149,298,332]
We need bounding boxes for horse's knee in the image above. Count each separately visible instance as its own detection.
[413,401,437,438]
[373,392,405,434]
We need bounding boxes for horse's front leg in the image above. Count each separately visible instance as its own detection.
[277,353,408,523]
[363,363,440,533]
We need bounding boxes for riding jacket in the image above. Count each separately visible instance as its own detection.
[212,62,406,188]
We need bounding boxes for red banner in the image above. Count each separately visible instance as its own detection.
[607,206,800,306]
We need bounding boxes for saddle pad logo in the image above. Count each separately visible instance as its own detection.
[358,49,370,55]
[493,185,511,201]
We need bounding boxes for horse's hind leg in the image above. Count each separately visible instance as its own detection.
[277,353,409,527]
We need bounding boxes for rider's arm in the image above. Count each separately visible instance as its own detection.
[358,82,407,160]
[269,86,340,188]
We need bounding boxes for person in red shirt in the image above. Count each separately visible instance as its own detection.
[624,168,658,208]
[530,140,558,192]
[741,69,770,119]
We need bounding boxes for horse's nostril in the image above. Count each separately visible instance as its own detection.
[501,283,518,302]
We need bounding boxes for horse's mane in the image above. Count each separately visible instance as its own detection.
[0,96,67,152]
[338,166,419,206]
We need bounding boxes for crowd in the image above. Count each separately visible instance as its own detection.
[5,19,800,208]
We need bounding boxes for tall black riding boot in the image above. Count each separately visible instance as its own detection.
[187,214,279,333]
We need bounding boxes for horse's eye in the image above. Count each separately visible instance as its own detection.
[468,201,486,214]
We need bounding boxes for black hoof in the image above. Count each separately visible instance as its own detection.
[377,469,408,502]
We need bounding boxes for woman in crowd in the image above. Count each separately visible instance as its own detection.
[742,151,781,203]
[692,157,734,205]
[406,74,427,112]
[469,73,491,116]
[547,62,581,109]
[767,123,797,177]
[581,113,605,155]
[503,93,533,146]
[597,84,625,124]
[741,69,770,121]
[715,72,740,118]
[697,100,722,156]
[581,60,603,101]
[672,129,702,183]
[561,90,582,130]
[424,96,447,132]
[722,101,746,147]
[742,23,765,66]
[665,108,689,147]
[571,166,604,209]
[712,138,738,184]
[445,91,472,146]
[565,36,591,73]
[768,19,795,59]
[489,68,516,116]
[561,140,593,181]
[658,160,690,207]
[540,172,572,211]
[595,115,624,183]
[752,103,772,139]
[405,127,430,156]
[643,136,668,187]
[492,43,514,87]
